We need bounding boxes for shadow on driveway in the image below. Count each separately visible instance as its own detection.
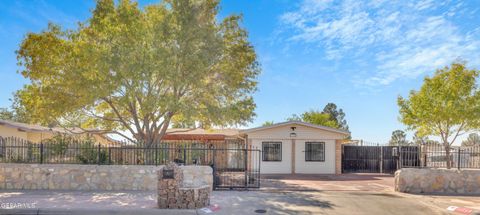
[260,173,394,192]
[208,190,336,215]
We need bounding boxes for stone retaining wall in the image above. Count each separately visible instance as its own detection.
[395,168,480,194]
[0,164,161,191]
[0,163,213,191]
[157,163,211,209]
[181,166,213,190]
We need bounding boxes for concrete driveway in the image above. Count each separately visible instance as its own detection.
[206,173,434,214]
[240,173,479,215]
[1,174,480,214]
[260,173,395,192]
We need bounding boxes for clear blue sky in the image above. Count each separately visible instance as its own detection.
[1,0,479,143]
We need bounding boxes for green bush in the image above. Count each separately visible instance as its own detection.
[76,141,108,164]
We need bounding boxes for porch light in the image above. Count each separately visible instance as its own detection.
[290,132,297,138]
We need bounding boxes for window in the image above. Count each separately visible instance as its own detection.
[262,142,282,161]
[305,142,325,162]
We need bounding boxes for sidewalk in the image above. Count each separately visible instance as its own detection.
[0,190,195,215]
[1,189,479,215]
[0,208,195,215]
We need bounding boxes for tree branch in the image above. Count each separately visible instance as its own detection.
[102,97,137,139]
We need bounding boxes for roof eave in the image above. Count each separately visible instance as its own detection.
[240,121,350,135]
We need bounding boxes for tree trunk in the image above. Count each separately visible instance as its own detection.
[143,137,155,165]
[444,145,451,169]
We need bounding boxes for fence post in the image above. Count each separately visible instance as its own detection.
[183,146,187,165]
[457,149,461,170]
[40,143,44,164]
[212,148,216,190]
[398,146,402,169]
[97,144,101,165]
[155,144,158,166]
[380,146,383,174]
[108,146,112,165]
[244,148,248,187]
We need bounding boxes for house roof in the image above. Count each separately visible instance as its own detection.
[240,120,350,135]
[0,119,114,140]
[163,128,240,140]
[0,119,56,132]
[166,128,240,136]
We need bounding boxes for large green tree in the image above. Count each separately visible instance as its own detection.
[398,62,480,168]
[287,110,339,129]
[15,0,259,145]
[322,103,349,131]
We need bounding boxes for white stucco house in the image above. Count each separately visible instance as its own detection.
[241,121,349,174]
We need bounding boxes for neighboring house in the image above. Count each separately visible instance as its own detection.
[241,121,349,174]
[164,128,244,169]
[0,119,116,145]
[164,128,241,142]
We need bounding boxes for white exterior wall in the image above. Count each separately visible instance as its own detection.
[251,139,291,174]
[295,139,335,174]
[245,123,345,174]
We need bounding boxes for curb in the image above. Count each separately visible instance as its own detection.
[0,208,197,215]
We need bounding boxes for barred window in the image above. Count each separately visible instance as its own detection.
[262,142,282,161]
[305,142,325,161]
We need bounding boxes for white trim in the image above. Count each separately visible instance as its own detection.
[240,121,350,136]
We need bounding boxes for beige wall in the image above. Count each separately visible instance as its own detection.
[26,132,53,143]
[246,123,345,174]
[0,126,27,140]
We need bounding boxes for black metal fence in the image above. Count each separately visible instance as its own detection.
[400,143,480,169]
[342,143,401,173]
[0,137,240,166]
[342,141,480,173]
[0,136,261,189]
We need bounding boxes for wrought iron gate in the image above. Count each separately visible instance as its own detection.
[212,148,261,190]
[342,145,420,173]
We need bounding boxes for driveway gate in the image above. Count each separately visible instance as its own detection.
[342,145,420,173]
[212,148,261,189]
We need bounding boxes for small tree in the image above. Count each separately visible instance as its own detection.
[462,133,480,146]
[0,99,31,123]
[262,121,274,126]
[398,62,480,168]
[388,130,409,146]
[412,132,429,145]
[45,134,70,156]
